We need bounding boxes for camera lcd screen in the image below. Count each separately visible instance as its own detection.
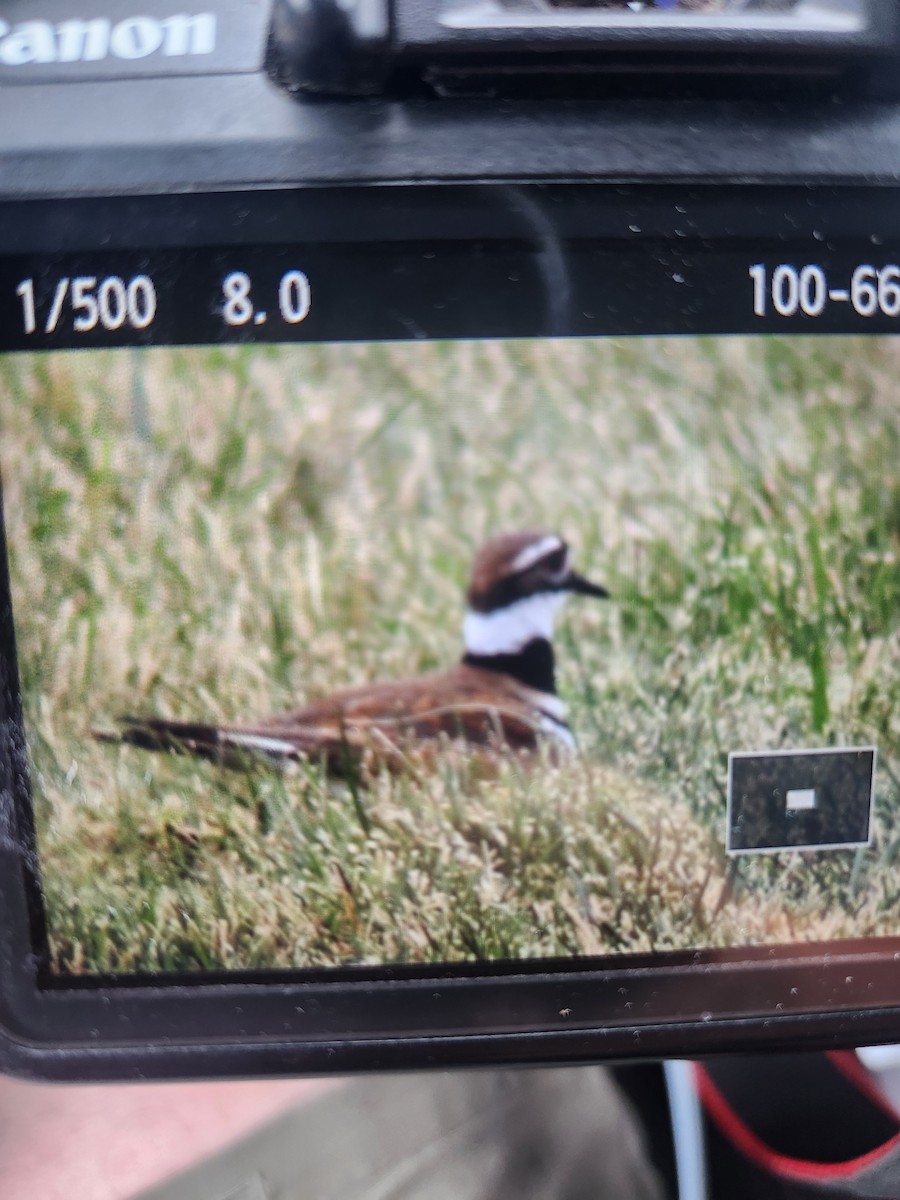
[2,331,894,979]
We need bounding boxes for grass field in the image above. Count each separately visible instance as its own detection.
[1,335,898,975]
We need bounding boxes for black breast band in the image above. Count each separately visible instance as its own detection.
[463,637,556,695]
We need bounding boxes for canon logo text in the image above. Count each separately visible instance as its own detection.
[0,14,216,65]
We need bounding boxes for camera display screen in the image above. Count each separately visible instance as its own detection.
[2,329,894,979]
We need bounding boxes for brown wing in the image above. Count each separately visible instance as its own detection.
[103,666,550,775]
[263,663,547,752]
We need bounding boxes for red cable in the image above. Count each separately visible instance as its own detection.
[693,1061,900,1183]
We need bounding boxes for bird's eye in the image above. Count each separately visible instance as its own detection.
[544,546,568,575]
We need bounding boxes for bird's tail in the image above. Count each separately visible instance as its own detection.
[92,715,407,779]
[93,716,307,768]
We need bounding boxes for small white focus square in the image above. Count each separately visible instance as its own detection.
[785,787,817,812]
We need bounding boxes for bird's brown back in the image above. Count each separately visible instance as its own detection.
[260,662,550,752]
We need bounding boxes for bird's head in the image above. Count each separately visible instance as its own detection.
[463,531,609,657]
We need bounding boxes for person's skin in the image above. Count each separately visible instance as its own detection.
[0,1075,334,1200]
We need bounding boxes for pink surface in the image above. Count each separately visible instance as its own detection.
[0,1074,336,1200]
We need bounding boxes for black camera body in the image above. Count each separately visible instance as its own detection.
[2,0,900,199]
[0,0,899,1082]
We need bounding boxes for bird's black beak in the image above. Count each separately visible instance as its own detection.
[565,570,610,599]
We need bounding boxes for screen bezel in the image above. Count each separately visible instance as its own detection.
[1,181,899,1080]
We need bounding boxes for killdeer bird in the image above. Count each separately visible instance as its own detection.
[105,531,608,774]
